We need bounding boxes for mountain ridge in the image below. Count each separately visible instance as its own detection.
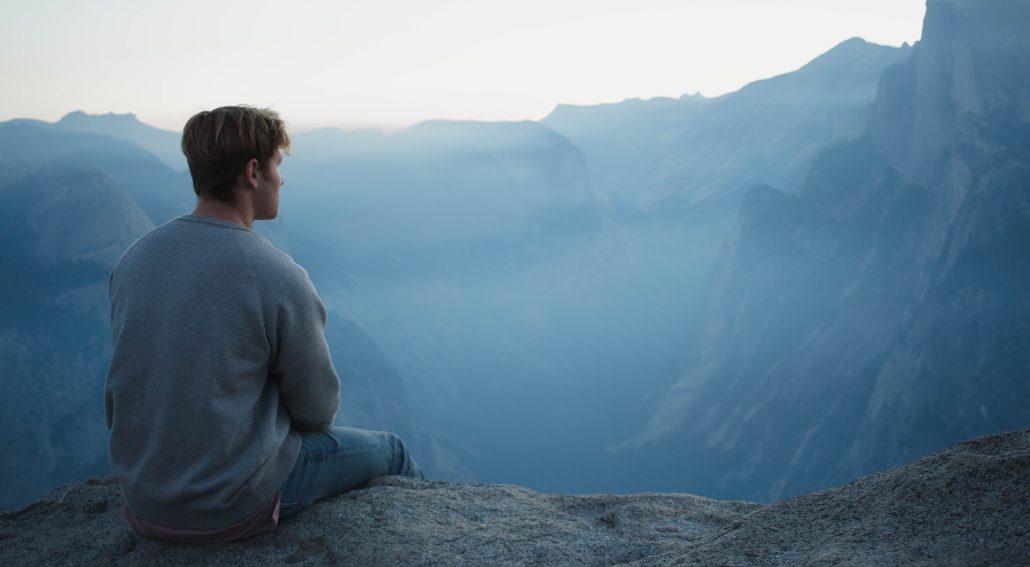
[542,36,911,212]
[54,111,185,171]
[1,0,1026,515]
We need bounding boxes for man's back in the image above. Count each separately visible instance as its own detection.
[105,214,340,530]
[106,105,421,540]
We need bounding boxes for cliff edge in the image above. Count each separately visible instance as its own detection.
[1,430,1027,566]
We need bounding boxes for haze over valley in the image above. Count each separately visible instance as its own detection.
[1,0,1027,512]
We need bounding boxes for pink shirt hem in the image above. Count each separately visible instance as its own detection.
[122,492,280,543]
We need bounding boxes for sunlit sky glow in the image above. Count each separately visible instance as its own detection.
[1,0,926,132]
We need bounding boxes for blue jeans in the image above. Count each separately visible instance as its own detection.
[278,426,424,520]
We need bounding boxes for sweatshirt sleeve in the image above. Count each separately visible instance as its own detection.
[271,268,341,432]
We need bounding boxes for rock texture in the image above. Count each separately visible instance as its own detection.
[670,428,1030,567]
[2,430,1027,566]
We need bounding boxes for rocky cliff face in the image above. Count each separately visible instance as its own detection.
[869,0,1030,182]
[623,0,1030,501]
[1,430,1027,566]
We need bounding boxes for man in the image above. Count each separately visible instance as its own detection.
[105,105,423,543]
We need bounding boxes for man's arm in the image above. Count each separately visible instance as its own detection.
[272,271,341,431]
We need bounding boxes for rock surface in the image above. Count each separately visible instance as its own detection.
[1,430,1027,566]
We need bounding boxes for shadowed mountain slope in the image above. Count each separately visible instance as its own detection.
[0,119,189,223]
[623,0,1030,502]
[0,164,153,510]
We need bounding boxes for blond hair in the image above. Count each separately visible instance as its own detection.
[181,105,291,202]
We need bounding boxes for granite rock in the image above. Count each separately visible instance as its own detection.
[1,430,1027,566]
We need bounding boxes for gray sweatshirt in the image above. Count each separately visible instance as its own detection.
[105,214,340,530]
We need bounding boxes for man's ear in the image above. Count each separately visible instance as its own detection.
[243,158,261,189]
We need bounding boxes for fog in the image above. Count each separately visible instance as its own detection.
[2,2,1028,510]
[272,121,714,491]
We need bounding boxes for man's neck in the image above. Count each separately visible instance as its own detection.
[192,197,254,229]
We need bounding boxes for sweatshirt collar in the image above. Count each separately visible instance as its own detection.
[177,214,254,232]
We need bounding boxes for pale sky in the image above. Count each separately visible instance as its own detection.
[1,0,926,132]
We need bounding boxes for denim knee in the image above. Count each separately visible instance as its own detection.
[386,432,425,480]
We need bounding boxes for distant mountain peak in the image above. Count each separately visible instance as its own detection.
[51,110,185,171]
[58,110,142,126]
[797,36,911,76]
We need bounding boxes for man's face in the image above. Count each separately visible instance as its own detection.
[254,150,284,220]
